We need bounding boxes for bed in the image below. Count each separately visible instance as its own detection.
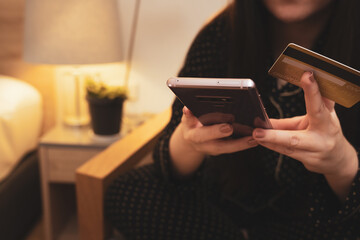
[0,75,43,239]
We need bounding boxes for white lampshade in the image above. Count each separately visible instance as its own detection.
[23,0,123,65]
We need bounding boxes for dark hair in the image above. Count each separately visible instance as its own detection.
[225,0,359,144]
[226,0,271,94]
[205,0,359,205]
[321,0,360,68]
[226,0,360,93]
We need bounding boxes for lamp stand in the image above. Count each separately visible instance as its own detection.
[63,69,90,127]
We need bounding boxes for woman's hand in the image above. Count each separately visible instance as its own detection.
[253,72,359,200]
[169,107,258,177]
[180,107,258,156]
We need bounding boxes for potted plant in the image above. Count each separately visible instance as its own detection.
[85,77,128,136]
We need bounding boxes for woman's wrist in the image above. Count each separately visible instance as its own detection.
[169,124,205,177]
[335,141,358,178]
[325,141,359,202]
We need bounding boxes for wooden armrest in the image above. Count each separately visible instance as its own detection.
[75,108,171,240]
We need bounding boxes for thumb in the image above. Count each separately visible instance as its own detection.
[300,71,327,124]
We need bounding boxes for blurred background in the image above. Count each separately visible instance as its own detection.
[0,0,229,133]
[0,1,230,239]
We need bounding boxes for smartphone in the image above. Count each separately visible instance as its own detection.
[167,77,272,137]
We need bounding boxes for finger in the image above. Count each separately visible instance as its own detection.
[198,136,258,155]
[270,116,307,130]
[185,123,234,144]
[182,107,201,128]
[300,72,328,123]
[322,97,335,112]
[256,140,314,162]
[253,128,320,152]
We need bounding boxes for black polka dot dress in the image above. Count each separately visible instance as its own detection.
[105,10,360,240]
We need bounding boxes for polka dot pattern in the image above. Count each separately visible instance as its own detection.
[106,165,246,239]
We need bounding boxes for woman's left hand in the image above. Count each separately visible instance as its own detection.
[253,71,358,200]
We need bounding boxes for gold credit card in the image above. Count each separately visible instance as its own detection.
[268,43,360,108]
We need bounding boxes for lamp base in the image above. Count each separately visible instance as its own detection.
[64,115,90,127]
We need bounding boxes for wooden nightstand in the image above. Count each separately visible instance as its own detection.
[39,125,112,240]
[39,115,152,240]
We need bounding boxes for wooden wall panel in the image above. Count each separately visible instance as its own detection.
[0,0,56,134]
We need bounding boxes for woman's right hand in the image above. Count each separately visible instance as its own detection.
[169,107,258,177]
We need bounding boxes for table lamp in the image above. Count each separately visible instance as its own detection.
[23,0,123,126]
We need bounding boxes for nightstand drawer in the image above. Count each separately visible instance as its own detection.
[46,147,104,182]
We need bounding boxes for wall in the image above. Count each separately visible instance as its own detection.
[118,0,229,114]
[0,0,57,133]
[0,0,229,132]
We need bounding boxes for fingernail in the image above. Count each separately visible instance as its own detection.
[220,124,232,133]
[254,129,265,138]
[248,138,258,146]
[308,71,315,82]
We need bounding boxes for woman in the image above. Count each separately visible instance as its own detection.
[106,0,360,239]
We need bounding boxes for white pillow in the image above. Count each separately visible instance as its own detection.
[0,75,42,182]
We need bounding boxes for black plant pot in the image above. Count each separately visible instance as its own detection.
[86,95,125,135]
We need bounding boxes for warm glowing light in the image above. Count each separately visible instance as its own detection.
[54,63,130,125]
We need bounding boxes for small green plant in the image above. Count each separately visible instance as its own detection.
[85,76,128,100]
